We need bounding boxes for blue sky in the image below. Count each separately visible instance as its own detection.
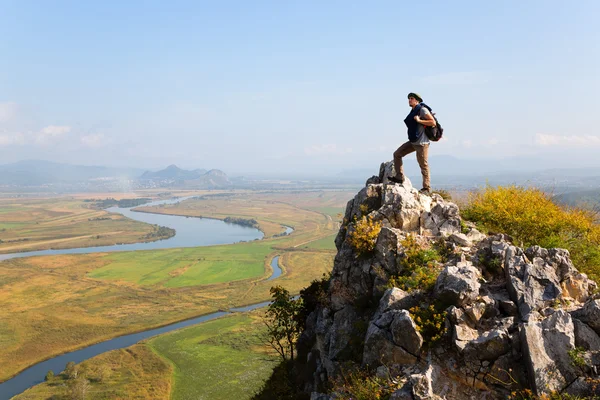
[1,0,599,175]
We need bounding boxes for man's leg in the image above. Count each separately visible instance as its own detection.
[393,141,415,178]
[414,144,430,190]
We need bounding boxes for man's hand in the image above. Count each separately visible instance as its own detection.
[415,114,436,127]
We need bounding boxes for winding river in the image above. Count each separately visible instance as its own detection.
[0,197,290,399]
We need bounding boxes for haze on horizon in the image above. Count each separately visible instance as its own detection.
[1,1,599,176]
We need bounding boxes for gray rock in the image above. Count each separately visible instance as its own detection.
[379,184,424,232]
[350,184,384,221]
[573,318,600,351]
[420,199,461,237]
[390,385,414,400]
[362,322,418,367]
[374,227,404,275]
[410,365,442,400]
[434,262,481,307]
[390,310,423,355]
[504,245,564,321]
[328,306,358,360]
[366,175,381,185]
[448,232,472,247]
[520,310,578,395]
[375,287,422,318]
[466,228,486,242]
[572,299,600,335]
[463,328,511,361]
[453,322,479,352]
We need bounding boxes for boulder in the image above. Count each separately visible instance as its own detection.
[362,322,418,367]
[390,310,424,355]
[463,328,511,361]
[572,299,600,335]
[434,262,481,307]
[573,318,600,351]
[505,245,563,321]
[379,184,425,232]
[448,232,472,247]
[375,287,422,318]
[328,306,358,360]
[520,310,578,395]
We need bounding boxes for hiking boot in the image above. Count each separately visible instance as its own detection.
[419,188,431,195]
[387,175,404,184]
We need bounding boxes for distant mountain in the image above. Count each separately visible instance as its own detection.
[0,160,144,185]
[140,165,230,188]
[184,169,230,187]
[553,189,600,208]
[140,164,207,180]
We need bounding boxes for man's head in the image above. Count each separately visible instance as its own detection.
[407,92,423,108]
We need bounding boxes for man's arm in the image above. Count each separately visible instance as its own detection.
[415,112,436,127]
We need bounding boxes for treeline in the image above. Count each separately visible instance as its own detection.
[142,225,176,240]
[223,217,259,228]
[87,198,152,209]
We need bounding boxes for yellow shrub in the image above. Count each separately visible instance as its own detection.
[463,185,600,281]
[348,216,382,256]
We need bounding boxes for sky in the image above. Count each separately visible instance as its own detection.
[1,0,599,176]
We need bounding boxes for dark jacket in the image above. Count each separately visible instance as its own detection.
[404,103,433,142]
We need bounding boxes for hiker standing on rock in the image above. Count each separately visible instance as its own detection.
[389,92,436,194]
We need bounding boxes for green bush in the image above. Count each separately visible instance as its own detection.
[463,185,600,281]
[388,235,441,293]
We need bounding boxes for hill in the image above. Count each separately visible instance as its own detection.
[140,164,207,180]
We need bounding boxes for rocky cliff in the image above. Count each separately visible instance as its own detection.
[297,162,600,399]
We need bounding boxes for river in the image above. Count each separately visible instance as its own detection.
[0,197,290,399]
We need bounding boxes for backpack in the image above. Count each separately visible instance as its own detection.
[419,103,444,142]
[425,114,443,142]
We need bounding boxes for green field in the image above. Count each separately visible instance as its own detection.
[14,311,277,400]
[89,242,274,287]
[150,312,278,400]
[301,233,338,250]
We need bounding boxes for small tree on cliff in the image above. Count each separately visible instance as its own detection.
[263,285,302,362]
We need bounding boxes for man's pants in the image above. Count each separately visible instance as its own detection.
[393,141,430,190]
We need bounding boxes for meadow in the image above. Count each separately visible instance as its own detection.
[14,311,276,400]
[0,190,349,383]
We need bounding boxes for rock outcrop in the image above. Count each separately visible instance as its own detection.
[296,162,600,399]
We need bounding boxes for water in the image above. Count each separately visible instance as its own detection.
[0,197,264,261]
[0,301,272,400]
[0,197,291,398]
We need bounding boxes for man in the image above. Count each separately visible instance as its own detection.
[388,92,436,194]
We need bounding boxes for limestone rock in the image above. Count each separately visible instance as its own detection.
[379,184,424,232]
[328,306,358,360]
[390,310,423,355]
[448,232,472,247]
[375,287,422,318]
[573,318,600,351]
[572,299,600,335]
[434,262,481,307]
[362,322,418,367]
[520,310,578,395]
[463,328,511,361]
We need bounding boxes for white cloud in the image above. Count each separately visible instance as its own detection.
[462,140,473,148]
[0,102,18,123]
[535,133,600,147]
[81,133,108,148]
[304,144,353,156]
[35,125,71,145]
[420,71,489,85]
[0,132,25,147]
